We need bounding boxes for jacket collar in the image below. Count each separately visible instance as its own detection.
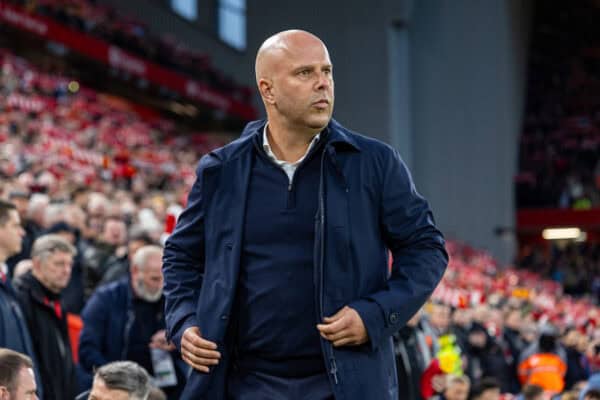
[240,118,360,149]
[209,118,360,164]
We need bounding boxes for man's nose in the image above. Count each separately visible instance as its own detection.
[315,72,331,90]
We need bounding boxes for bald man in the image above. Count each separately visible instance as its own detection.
[163,30,448,400]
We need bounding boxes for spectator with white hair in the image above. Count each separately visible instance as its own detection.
[79,245,185,399]
[78,361,152,400]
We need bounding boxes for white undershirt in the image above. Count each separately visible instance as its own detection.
[262,123,320,184]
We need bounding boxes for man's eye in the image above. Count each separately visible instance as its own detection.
[299,70,311,76]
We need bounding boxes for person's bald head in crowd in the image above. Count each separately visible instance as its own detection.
[255,30,334,138]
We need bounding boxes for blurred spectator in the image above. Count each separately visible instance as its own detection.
[584,389,600,400]
[464,322,513,393]
[518,384,544,400]
[79,245,184,398]
[0,200,38,368]
[469,377,501,400]
[148,386,168,400]
[563,327,591,389]
[395,310,432,400]
[81,217,128,298]
[430,374,470,400]
[13,234,78,399]
[99,227,154,285]
[518,325,567,394]
[0,348,37,400]
[580,373,600,400]
[423,302,454,353]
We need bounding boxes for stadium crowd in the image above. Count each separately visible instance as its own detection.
[5,0,253,104]
[0,8,599,400]
[516,0,600,209]
[0,45,599,400]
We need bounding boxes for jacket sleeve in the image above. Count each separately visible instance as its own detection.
[78,291,110,371]
[350,147,448,351]
[162,156,212,350]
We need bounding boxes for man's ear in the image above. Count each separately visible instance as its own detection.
[0,386,10,400]
[258,78,275,105]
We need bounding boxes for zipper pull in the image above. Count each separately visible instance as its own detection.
[330,357,339,384]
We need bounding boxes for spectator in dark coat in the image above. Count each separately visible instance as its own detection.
[394,311,432,400]
[0,200,42,399]
[13,234,78,400]
[562,327,590,389]
[79,245,185,399]
[44,221,85,314]
[99,228,154,285]
[464,322,513,393]
[81,217,128,298]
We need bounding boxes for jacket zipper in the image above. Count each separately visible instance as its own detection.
[318,147,339,385]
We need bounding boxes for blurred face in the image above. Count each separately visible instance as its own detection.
[10,197,28,220]
[0,209,25,259]
[468,331,487,348]
[33,251,73,294]
[259,32,334,134]
[562,330,580,348]
[3,366,38,400]
[102,220,127,246]
[127,240,148,263]
[88,377,129,400]
[430,304,451,332]
[132,252,163,302]
[444,382,469,400]
[452,308,472,328]
[477,388,500,400]
[505,310,522,330]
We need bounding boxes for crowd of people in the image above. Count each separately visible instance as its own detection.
[516,0,600,209]
[0,8,599,399]
[394,240,600,400]
[5,0,253,105]
[517,242,600,300]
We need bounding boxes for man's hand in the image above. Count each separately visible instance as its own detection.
[316,306,369,347]
[149,329,176,351]
[180,326,221,373]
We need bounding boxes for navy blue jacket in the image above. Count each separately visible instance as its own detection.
[79,278,136,374]
[163,119,448,399]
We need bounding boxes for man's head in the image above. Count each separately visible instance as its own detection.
[429,302,452,333]
[7,191,29,221]
[470,377,501,400]
[443,374,470,400]
[0,348,37,400]
[101,218,128,246]
[126,228,154,264]
[0,200,25,263]
[25,194,49,228]
[88,361,151,400]
[130,245,163,303]
[31,234,76,294]
[255,30,334,135]
[521,384,544,400]
[585,390,600,400]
